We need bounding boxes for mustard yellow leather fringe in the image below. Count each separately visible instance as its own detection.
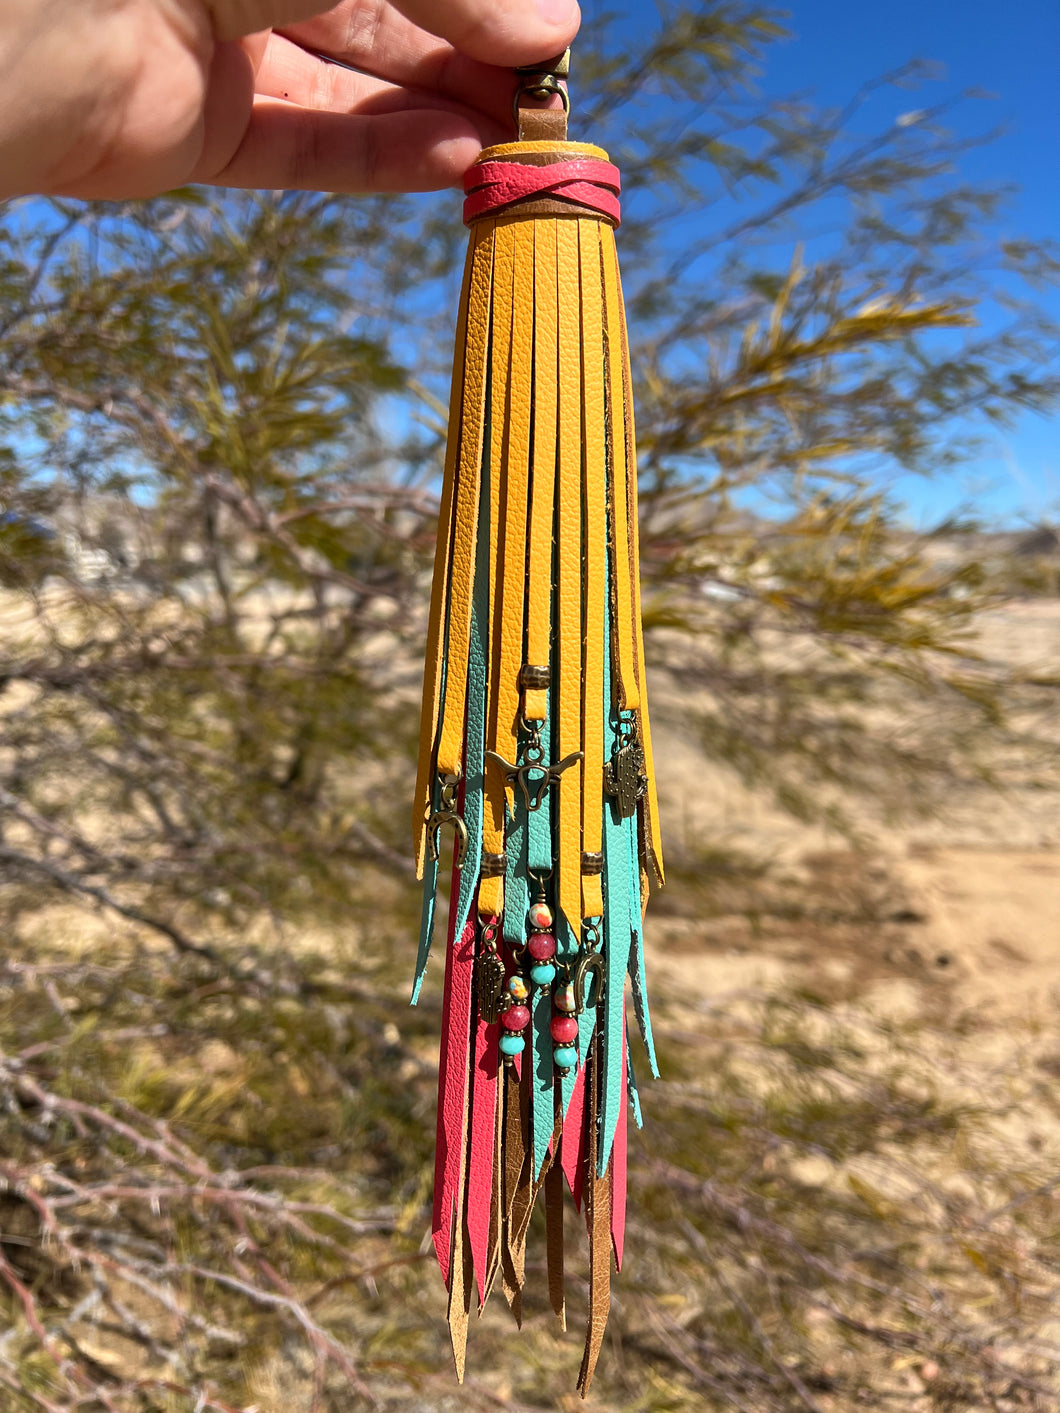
[414,136,663,1394]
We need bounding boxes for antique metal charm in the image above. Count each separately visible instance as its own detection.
[484,748,583,812]
[427,773,469,867]
[604,740,648,820]
[477,948,506,1024]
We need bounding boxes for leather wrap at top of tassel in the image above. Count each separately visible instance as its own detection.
[411,123,663,1397]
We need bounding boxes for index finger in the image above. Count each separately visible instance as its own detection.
[277,2,571,134]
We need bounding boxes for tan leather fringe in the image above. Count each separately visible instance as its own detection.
[545,1149,567,1331]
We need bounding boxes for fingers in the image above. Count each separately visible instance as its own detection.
[197,96,484,192]
[276,3,525,131]
[254,30,507,146]
[209,0,581,65]
[208,2,349,43]
[386,0,580,67]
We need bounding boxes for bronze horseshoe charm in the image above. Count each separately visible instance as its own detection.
[427,810,469,868]
[572,950,604,1014]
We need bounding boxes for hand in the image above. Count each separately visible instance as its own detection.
[0,0,580,200]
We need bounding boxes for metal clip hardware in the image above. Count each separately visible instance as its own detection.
[513,48,571,122]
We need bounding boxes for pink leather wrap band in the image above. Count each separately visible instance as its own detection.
[463,159,622,226]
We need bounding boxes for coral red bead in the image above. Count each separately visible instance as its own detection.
[502,1004,530,1031]
[527,931,557,960]
[550,1015,578,1044]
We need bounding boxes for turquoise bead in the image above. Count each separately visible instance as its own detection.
[499,1034,526,1057]
[530,962,557,986]
[553,1044,578,1069]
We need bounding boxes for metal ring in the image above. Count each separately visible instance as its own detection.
[512,78,570,126]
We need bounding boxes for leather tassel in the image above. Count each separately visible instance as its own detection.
[412,57,662,1387]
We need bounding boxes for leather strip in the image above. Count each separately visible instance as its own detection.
[411,852,438,1005]
[517,106,568,144]
[600,225,639,711]
[502,798,529,956]
[467,1008,499,1304]
[525,218,558,725]
[447,385,492,947]
[435,377,495,1279]
[560,1054,587,1212]
[599,559,634,1173]
[526,767,552,891]
[501,1233,523,1326]
[482,1059,505,1305]
[579,218,607,924]
[531,972,554,1181]
[577,1035,612,1398]
[447,1207,475,1381]
[626,1026,644,1129]
[555,216,584,941]
[491,219,534,817]
[503,1058,525,1222]
[432,911,476,1280]
[466,158,621,198]
[413,242,473,874]
[608,236,665,885]
[473,140,612,166]
[628,924,660,1079]
[509,1059,535,1268]
[436,220,494,780]
[545,1146,567,1330]
[610,1014,628,1271]
[478,219,518,922]
[464,159,621,226]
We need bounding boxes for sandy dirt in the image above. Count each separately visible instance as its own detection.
[647,599,1060,1026]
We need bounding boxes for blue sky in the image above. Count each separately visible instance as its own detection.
[608,0,1060,528]
[763,0,1059,527]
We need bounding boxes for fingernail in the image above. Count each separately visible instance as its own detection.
[536,0,578,25]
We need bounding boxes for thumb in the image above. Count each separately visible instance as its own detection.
[386,0,580,67]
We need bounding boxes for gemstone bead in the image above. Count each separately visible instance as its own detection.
[554,983,577,1014]
[529,901,554,930]
[527,931,557,960]
[529,962,557,987]
[499,1034,526,1057]
[550,1015,578,1044]
[502,1004,530,1031]
[553,1045,578,1070]
[506,975,529,1002]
